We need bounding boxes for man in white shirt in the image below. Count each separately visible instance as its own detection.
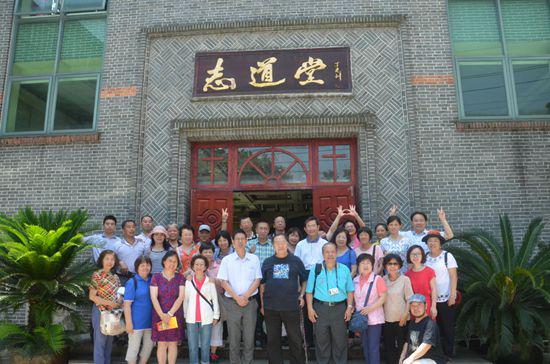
[116,220,147,283]
[84,215,122,262]
[293,216,328,347]
[136,215,153,246]
[389,206,454,252]
[294,216,329,271]
[217,229,262,364]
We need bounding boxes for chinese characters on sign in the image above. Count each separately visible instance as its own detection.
[193,47,351,97]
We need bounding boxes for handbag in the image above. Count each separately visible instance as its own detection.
[349,278,375,333]
[99,308,126,336]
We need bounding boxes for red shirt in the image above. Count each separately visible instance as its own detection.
[406,266,436,316]
[194,276,205,322]
[178,244,200,274]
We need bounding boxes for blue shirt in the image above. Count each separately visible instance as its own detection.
[246,238,275,265]
[306,262,354,302]
[214,246,234,261]
[336,248,357,270]
[124,275,152,330]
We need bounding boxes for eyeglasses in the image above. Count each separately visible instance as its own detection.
[386,262,399,266]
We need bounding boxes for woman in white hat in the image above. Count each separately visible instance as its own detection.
[148,225,171,274]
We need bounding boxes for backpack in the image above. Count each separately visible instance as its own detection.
[311,263,323,296]
[311,263,343,296]
[443,251,462,305]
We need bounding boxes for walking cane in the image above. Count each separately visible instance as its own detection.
[299,306,309,364]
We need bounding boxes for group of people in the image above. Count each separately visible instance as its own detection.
[87,205,459,364]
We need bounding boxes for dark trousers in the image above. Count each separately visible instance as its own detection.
[255,294,266,343]
[264,309,305,364]
[361,324,382,364]
[302,303,314,346]
[383,321,407,364]
[436,301,457,357]
[313,301,348,364]
[303,269,314,346]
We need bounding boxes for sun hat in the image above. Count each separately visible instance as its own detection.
[421,229,446,245]
[151,225,168,238]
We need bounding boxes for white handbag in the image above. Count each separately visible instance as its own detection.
[99,308,126,336]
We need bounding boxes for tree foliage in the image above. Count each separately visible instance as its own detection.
[446,215,550,361]
[0,207,95,357]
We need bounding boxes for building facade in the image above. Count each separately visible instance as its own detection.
[0,0,549,241]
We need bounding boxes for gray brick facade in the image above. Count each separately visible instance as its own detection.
[0,0,549,243]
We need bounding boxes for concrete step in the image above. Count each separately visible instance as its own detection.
[68,340,490,363]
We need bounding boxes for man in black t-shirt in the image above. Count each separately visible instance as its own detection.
[260,234,308,364]
[401,294,446,364]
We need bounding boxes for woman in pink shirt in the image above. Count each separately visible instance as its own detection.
[353,253,387,364]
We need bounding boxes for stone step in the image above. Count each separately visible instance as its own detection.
[68,339,490,363]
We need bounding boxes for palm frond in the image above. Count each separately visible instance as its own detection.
[451,215,549,362]
[499,215,515,275]
[515,217,544,268]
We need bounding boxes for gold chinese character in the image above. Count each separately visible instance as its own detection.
[294,57,327,86]
[203,58,236,92]
[249,57,286,88]
[334,61,342,81]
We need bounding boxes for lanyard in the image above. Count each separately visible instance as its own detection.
[323,262,339,293]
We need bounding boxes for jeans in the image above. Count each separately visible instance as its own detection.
[361,324,382,364]
[187,322,213,364]
[92,305,113,364]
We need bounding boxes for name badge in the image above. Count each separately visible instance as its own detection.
[328,287,340,296]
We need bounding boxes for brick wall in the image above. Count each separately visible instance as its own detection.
[0,0,549,325]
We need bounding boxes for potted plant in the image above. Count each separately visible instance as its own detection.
[446,215,549,363]
[0,208,95,363]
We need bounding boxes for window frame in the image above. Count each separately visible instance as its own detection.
[1,6,107,136]
[449,0,550,120]
[14,0,107,16]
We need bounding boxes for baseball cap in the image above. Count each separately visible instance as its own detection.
[198,224,211,232]
[409,294,427,304]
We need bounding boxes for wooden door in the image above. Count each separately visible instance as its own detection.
[313,186,355,232]
[190,189,233,238]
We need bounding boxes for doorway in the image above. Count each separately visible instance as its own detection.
[189,139,358,238]
[232,190,313,231]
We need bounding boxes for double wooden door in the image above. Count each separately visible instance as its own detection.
[190,139,357,238]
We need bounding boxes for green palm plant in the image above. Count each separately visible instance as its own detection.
[446,214,550,362]
[0,208,95,358]
[0,323,65,357]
